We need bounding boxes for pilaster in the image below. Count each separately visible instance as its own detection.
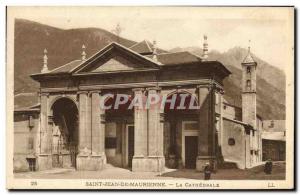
[37,92,52,170]
[76,90,104,171]
[132,87,165,172]
[196,84,216,171]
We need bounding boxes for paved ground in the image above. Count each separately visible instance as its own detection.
[14,162,285,180]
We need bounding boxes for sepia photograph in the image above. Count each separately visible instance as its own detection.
[6,6,294,190]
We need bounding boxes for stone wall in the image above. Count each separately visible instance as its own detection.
[222,119,246,169]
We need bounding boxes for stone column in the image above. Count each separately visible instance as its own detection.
[77,91,91,153]
[146,87,165,172]
[132,88,148,171]
[196,84,216,171]
[37,92,52,170]
[90,91,105,169]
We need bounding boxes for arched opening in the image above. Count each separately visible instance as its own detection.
[163,91,199,169]
[103,93,134,169]
[51,97,78,168]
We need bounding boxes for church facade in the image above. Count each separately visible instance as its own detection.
[13,38,263,172]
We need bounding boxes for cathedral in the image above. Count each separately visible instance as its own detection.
[13,36,263,172]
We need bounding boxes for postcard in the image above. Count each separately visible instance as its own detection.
[6,6,294,190]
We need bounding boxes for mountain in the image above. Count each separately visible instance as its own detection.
[14,19,136,94]
[14,19,285,119]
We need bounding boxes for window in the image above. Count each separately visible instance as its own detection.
[247,66,251,73]
[228,138,235,146]
[246,80,251,90]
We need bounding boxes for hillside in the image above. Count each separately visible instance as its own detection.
[14,19,285,119]
[14,19,136,93]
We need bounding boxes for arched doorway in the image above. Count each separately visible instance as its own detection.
[163,91,199,169]
[51,97,78,168]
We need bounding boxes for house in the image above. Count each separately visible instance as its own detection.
[262,120,286,161]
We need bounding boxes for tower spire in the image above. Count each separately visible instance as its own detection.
[81,44,86,61]
[41,48,49,73]
[242,40,256,64]
[202,35,208,61]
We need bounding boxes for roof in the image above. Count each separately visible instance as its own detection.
[129,40,154,54]
[14,108,40,113]
[154,52,201,66]
[31,41,231,79]
[14,93,39,109]
[262,131,286,141]
[14,102,40,113]
[223,116,254,130]
[49,60,82,74]
[242,48,256,64]
[223,99,263,121]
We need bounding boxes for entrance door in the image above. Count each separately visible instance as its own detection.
[185,136,198,169]
[127,125,134,168]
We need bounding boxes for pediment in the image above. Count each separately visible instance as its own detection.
[85,53,149,73]
[72,42,160,74]
[93,56,135,72]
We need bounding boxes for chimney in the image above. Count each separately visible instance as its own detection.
[41,48,49,73]
[81,44,86,61]
[202,35,208,61]
[152,40,158,62]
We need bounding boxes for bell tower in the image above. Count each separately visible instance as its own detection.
[241,41,257,128]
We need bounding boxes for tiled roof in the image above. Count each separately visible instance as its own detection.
[129,40,154,54]
[155,52,201,65]
[49,60,82,74]
[41,51,204,74]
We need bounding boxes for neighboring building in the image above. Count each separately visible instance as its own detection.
[14,37,264,172]
[14,106,40,172]
[262,120,286,161]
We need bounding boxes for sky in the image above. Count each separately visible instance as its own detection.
[8,6,294,70]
